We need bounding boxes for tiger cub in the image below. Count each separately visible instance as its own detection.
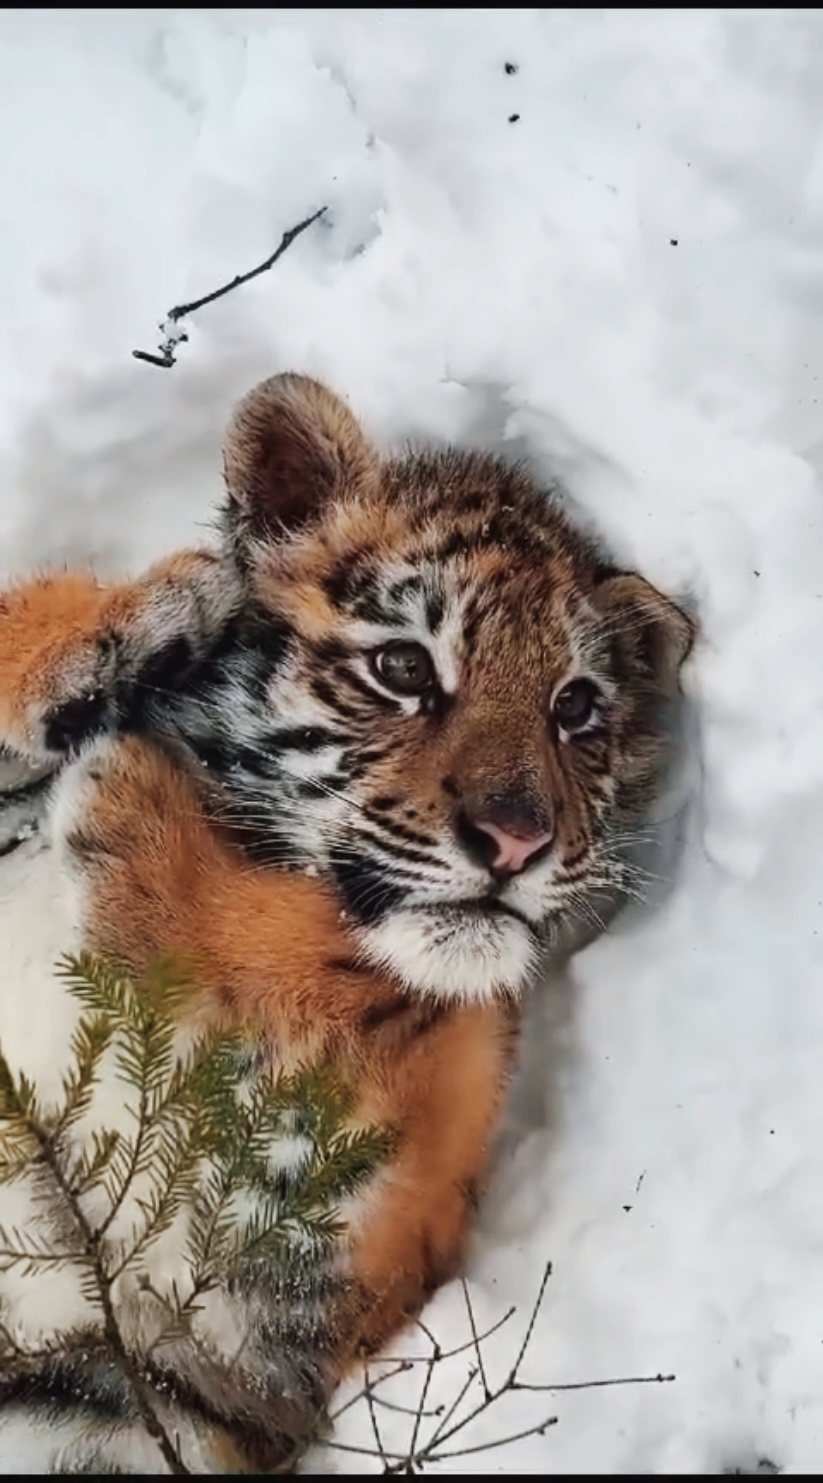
[0,373,693,1472]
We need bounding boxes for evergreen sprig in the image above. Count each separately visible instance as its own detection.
[0,952,392,1474]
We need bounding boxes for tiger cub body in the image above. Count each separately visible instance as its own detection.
[0,374,693,1472]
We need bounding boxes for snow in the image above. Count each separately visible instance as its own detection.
[1,5,823,1473]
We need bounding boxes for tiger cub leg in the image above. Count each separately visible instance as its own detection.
[342,1000,519,1355]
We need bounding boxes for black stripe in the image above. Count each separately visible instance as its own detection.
[232,745,280,779]
[429,528,478,564]
[359,995,416,1031]
[44,692,111,755]
[0,831,34,859]
[266,726,342,753]
[0,1339,137,1422]
[386,575,423,606]
[240,826,302,866]
[294,773,347,801]
[331,851,406,925]
[351,591,407,625]
[353,829,440,870]
[189,735,240,774]
[348,753,403,782]
[425,589,445,633]
[199,610,293,690]
[321,555,379,608]
[309,676,362,720]
[461,594,487,651]
[313,637,355,666]
[350,746,398,768]
[341,669,401,711]
[362,811,437,849]
[324,956,363,976]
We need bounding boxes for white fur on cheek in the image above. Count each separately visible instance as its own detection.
[358,908,536,1003]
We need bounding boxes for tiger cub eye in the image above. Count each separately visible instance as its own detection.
[373,642,436,695]
[553,678,600,733]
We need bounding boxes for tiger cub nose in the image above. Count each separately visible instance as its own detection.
[456,796,554,878]
[474,817,553,875]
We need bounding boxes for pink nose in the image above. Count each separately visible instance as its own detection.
[473,819,553,876]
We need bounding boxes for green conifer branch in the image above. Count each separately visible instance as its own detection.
[67,1128,122,1198]
[0,952,392,1473]
[0,1033,189,1470]
[51,1013,115,1150]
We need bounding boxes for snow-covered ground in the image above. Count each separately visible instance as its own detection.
[2,6,823,1473]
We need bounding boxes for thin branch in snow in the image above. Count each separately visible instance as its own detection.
[328,1361,414,1425]
[364,1368,390,1469]
[461,1274,491,1400]
[406,1345,438,1465]
[322,1259,677,1474]
[132,206,328,368]
[370,1391,444,1420]
[425,1416,558,1461]
[507,1256,552,1380]
[419,1361,476,1441]
[375,1302,517,1366]
[514,1370,676,1394]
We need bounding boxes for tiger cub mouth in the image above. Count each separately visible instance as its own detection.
[355,901,542,1004]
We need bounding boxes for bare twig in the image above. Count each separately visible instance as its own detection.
[324,1415,560,1469]
[427,1416,558,1461]
[376,1304,516,1366]
[371,1393,444,1420]
[323,1439,413,1461]
[424,1363,477,1447]
[508,1258,552,1381]
[364,1369,389,1469]
[461,1275,491,1400]
[132,207,328,368]
[377,1264,556,1473]
[414,1316,441,1353]
[328,1361,414,1425]
[514,1371,676,1394]
[407,1349,437,1467]
[324,1259,676,1476]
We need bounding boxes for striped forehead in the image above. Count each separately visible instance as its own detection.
[336,560,471,695]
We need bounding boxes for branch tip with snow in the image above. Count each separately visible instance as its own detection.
[132,205,328,369]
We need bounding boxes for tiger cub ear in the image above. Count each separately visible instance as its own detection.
[222,373,378,546]
[592,573,696,690]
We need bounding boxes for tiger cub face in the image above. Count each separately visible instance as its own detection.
[163,376,694,1004]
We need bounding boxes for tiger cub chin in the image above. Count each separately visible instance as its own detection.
[0,373,693,1473]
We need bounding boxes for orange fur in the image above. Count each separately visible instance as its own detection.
[0,573,109,751]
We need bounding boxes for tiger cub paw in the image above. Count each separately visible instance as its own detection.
[0,575,119,765]
[0,552,240,767]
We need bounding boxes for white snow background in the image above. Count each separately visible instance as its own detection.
[1,6,823,1473]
